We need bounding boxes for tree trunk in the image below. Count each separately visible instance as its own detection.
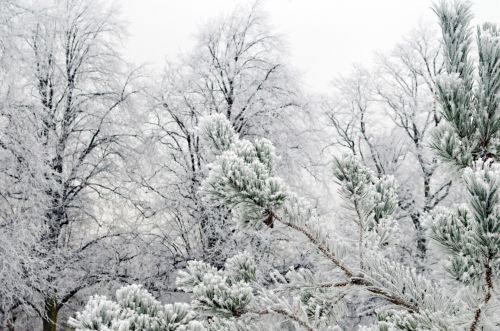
[411,214,427,273]
[42,298,58,331]
[5,312,16,331]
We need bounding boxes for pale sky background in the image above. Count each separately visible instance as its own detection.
[120,0,500,93]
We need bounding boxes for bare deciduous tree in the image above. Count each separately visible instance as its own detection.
[0,1,144,329]
[327,25,453,271]
[135,2,301,271]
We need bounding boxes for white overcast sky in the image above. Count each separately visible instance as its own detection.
[120,0,500,93]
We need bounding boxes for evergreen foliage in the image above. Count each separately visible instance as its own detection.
[432,0,500,168]
[69,1,499,330]
[428,1,500,328]
[201,117,287,228]
[68,285,203,331]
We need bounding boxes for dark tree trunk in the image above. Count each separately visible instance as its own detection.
[411,214,427,273]
[42,298,58,331]
[6,312,17,331]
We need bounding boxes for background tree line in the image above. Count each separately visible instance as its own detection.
[1,0,498,330]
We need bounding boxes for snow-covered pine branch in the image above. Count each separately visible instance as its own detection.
[68,284,203,331]
[199,114,459,329]
[432,0,500,169]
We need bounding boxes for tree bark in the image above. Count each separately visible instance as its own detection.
[42,298,58,331]
[6,313,16,331]
[411,214,427,273]
[469,265,493,331]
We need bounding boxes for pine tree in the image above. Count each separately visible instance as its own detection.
[427,1,500,329]
[73,106,496,329]
[68,284,204,331]
[198,114,463,330]
[432,0,500,167]
[71,1,500,330]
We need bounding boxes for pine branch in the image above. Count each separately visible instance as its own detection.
[469,264,493,331]
[270,211,353,278]
[251,308,315,331]
[270,211,421,314]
